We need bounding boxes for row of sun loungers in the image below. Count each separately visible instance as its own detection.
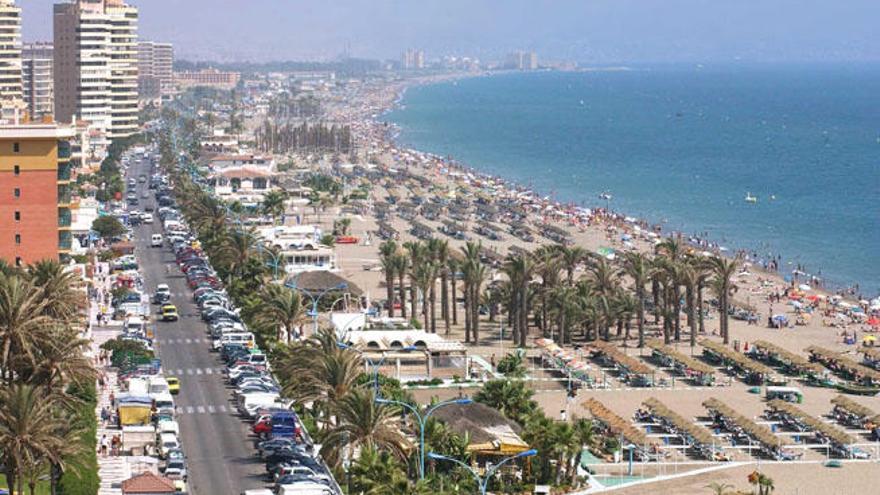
[639,398,728,461]
[584,398,661,461]
[830,395,879,436]
[765,399,868,459]
[590,342,655,387]
[700,339,786,386]
[806,346,880,388]
[645,340,716,385]
[702,398,800,461]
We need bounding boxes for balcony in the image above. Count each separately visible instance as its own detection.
[57,185,72,206]
[58,231,72,252]
[57,140,72,160]
[58,208,72,228]
[57,162,73,182]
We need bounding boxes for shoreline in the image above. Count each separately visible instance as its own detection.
[340,71,871,300]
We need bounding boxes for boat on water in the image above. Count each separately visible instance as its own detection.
[745,192,757,203]
[599,192,613,201]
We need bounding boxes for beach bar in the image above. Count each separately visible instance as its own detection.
[645,340,715,386]
[700,339,786,385]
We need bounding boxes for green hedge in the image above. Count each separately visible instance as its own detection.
[58,382,100,495]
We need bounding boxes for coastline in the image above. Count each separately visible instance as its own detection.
[346,71,871,300]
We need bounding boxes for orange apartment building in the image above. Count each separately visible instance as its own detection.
[0,122,75,266]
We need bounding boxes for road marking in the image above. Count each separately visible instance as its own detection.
[197,406,205,414]
[218,405,227,413]
[185,406,194,414]
[205,368,213,375]
[186,369,194,375]
[176,369,184,375]
[185,338,192,344]
[196,368,203,375]
[207,405,215,413]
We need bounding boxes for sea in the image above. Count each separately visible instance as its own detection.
[386,64,880,296]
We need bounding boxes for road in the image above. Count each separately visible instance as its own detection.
[127,156,267,494]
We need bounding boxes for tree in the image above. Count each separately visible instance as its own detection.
[379,241,398,318]
[27,260,84,324]
[705,482,735,495]
[623,252,652,348]
[91,215,125,240]
[474,379,537,425]
[708,255,740,344]
[321,388,409,465]
[392,253,410,320]
[0,273,52,383]
[0,385,67,495]
[496,351,527,378]
[586,255,620,341]
[253,284,307,344]
[261,190,287,224]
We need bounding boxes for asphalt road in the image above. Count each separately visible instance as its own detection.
[127,156,267,494]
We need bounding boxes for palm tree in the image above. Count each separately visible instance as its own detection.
[27,328,96,395]
[534,246,561,334]
[474,379,537,425]
[261,190,288,224]
[379,241,398,318]
[321,388,409,464]
[550,285,578,344]
[426,238,449,335]
[657,238,686,342]
[412,261,437,331]
[27,260,84,323]
[392,253,410,320]
[404,242,427,324]
[216,229,260,278]
[623,252,652,348]
[613,292,638,345]
[502,253,534,348]
[679,262,700,348]
[447,256,460,328]
[708,255,740,344]
[704,482,735,495]
[586,255,619,341]
[558,245,588,285]
[254,284,307,344]
[0,384,66,495]
[349,447,409,495]
[0,273,52,383]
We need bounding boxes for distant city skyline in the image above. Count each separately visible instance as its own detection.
[21,0,880,64]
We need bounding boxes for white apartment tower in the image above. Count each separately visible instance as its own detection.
[137,41,173,100]
[22,43,54,119]
[54,0,138,141]
[0,0,23,119]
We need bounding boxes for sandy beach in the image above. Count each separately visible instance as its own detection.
[279,72,880,494]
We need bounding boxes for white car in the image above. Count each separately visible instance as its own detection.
[142,213,154,224]
[151,234,163,247]
[157,432,180,459]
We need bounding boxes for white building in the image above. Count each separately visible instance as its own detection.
[53,0,139,142]
[256,225,337,275]
[137,40,173,101]
[0,0,23,120]
[22,43,53,120]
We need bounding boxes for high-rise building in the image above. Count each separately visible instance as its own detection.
[506,51,539,71]
[22,43,54,120]
[401,49,425,70]
[53,0,139,143]
[0,0,23,119]
[137,41,173,100]
[0,121,76,265]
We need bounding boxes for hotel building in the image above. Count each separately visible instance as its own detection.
[0,0,23,119]
[137,40,173,101]
[22,42,54,120]
[53,0,139,142]
[0,121,76,265]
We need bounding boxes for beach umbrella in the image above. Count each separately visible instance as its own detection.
[867,317,879,327]
[863,335,876,343]
[772,315,789,324]
[798,284,812,291]
[789,301,803,309]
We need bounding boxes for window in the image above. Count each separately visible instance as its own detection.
[14,257,21,267]
[13,165,19,176]
[12,142,19,153]
[13,188,20,198]
[14,211,20,221]
[14,234,20,245]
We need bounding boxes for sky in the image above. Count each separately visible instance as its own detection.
[23,0,880,64]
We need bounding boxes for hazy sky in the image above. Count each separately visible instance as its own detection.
[23,0,880,63]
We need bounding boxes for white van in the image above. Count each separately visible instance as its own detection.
[276,483,333,495]
[151,234,163,247]
[149,376,170,396]
[125,316,145,335]
[153,393,175,415]
[157,432,180,459]
[237,392,280,418]
[213,332,255,351]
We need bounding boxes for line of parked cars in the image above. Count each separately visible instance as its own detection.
[157,189,339,495]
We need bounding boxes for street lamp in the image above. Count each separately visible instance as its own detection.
[337,342,417,392]
[427,449,538,495]
[287,274,347,333]
[375,397,473,479]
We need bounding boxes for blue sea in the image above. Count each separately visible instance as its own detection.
[386,64,880,295]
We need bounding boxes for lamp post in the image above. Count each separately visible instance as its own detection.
[286,274,347,333]
[337,342,417,392]
[427,449,538,495]
[375,397,473,479]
